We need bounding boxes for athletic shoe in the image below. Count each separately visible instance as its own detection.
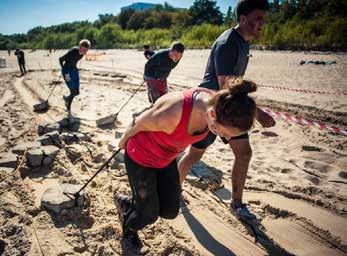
[123,229,142,250]
[231,204,257,223]
[115,194,142,250]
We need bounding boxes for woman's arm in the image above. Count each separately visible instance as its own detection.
[118,96,182,149]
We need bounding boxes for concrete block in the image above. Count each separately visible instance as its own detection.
[41,184,84,214]
[42,145,60,158]
[60,132,90,144]
[96,114,117,127]
[38,122,61,136]
[27,148,44,167]
[11,142,41,155]
[37,131,61,146]
[0,153,18,168]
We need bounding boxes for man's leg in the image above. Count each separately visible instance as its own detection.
[64,69,80,112]
[19,62,24,75]
[228,137,252,207]
[156,79,168,97]
[22,62,26,74]
[65,88,79,111]
[146,79,160,103]
[157,160,181,219]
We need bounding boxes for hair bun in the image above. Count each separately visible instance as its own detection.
[227,79,257,96]
[242,80,257,94]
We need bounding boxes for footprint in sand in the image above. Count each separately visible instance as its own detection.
[280,168,294,174]
[305,175,321,185]
[261,131,279,137]
[302,145,323,152]
[338,171,347,179]
[303,152,336,164]
[304,160,331,174]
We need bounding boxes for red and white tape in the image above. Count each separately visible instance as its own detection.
[259,85,347,96]
[262,108,347,136]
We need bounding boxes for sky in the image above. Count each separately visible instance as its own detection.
[0,0,237,35]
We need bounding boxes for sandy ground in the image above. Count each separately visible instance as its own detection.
[0,49,346,256]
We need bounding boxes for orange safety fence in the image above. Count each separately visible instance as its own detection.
[85,51,106,61]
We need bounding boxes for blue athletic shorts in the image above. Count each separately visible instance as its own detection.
[62,67,80,91]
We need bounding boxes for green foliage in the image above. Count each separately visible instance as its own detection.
[1,0,345,51]
[97,24,123,48]
[182,24,228,48]
[189,0,224,25]
[117,9,135,29]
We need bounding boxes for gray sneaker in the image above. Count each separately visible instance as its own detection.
[232,204,257,223]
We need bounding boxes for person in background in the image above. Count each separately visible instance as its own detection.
[14,49,26,76]
[143,45,155,60]
[144,41,184,103]
[59,39,90,121]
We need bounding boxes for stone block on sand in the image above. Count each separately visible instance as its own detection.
[41,184,84,214]
[27,148,44,167]
[37,122,61,136]
[60,132,90,144]
[96,114,117,127]
[42,145,60,166]
[11,142,41,155]
[107,140,118,152]
[115,131,123,139]
[37,131,61,146]
[42,145,60,158]
[0,153,18,168]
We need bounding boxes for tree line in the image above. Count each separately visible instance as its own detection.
[0,0,346,51]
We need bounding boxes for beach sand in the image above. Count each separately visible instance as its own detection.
[0,49,346,255]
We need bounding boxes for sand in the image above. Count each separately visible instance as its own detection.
[0,49,346,255]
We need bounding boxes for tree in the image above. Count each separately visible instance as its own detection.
[127,12,147,30]
[98,24,122,48]
[224,6,235,26]
[174,10,193,27]
[117,9,135,29]
[189,0,223,25]
[94,14,116,28]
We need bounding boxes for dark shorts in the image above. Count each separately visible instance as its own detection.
[146,78,168,103]
[192,131,249,149]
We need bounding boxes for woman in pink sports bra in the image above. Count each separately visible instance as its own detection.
[116,80,257,249]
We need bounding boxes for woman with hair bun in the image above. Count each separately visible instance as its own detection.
[116,80,257,249]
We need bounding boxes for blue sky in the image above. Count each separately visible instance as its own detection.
[0,0,237,35]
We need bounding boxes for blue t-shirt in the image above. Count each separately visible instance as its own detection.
[200,28,249,91]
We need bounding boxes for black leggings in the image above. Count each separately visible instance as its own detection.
[124,151,181,232]
[18,61,26,75]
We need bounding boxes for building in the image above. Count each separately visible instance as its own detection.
[121,2,157,12]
